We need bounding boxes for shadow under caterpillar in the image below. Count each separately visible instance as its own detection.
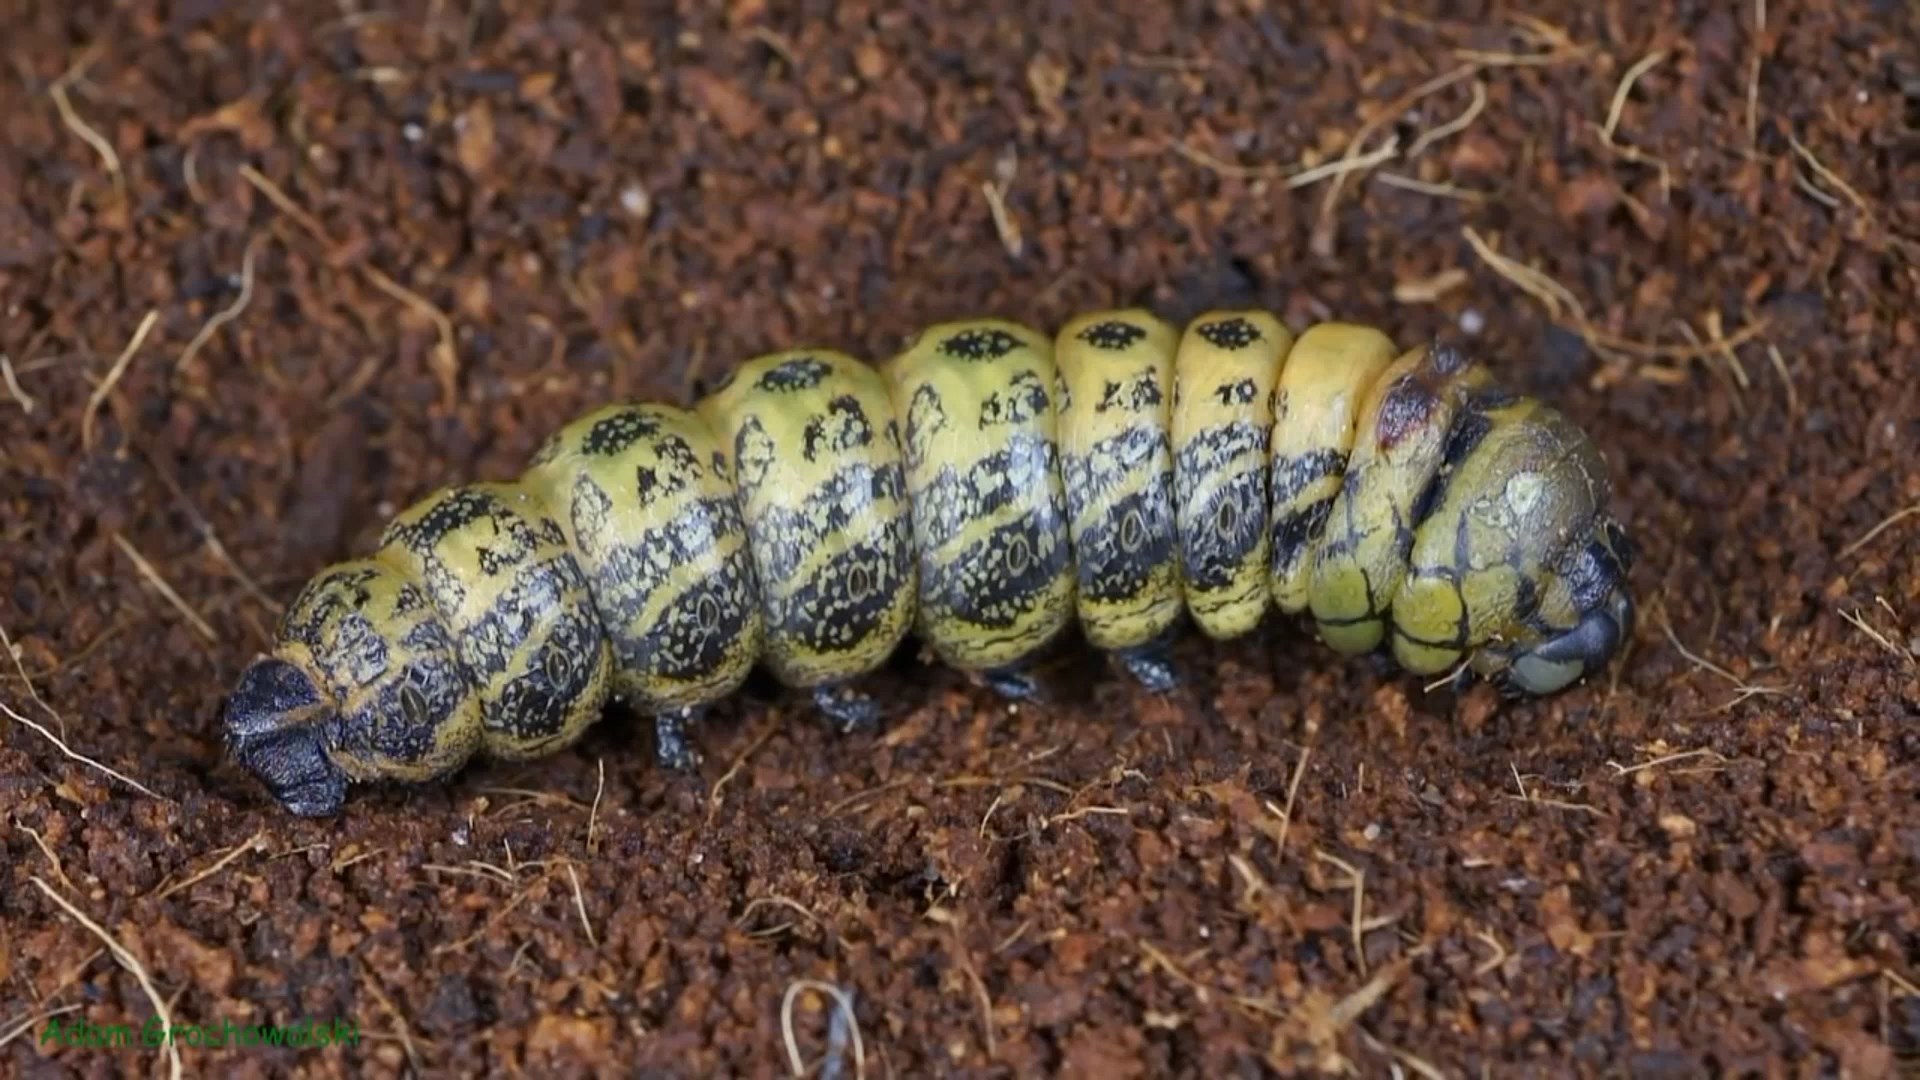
[224,313,1635,816]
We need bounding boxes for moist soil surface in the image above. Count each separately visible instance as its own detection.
[3,2,1918,1077]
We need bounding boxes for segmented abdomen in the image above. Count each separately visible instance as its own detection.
[262,312,1627,789]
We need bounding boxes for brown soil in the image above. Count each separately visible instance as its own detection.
[4,2,1918,1076]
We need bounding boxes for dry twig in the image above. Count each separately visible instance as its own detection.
[81,310,159,451]
[1453,14,1588,67]
[1471,926,1510,978]
[1374,173,1490,203]
[1407,79,1487,157]
[586,757,606,855]
[152,831,266,901]
[1599,52,1667,144]
[18,820,78,893]
[1746,0,1766,149]
[112,534,218,642]
[133,445,281,616]
[1139,940,1213,1005]
[1839,503,1920,559]
[173,237,263,379]
[32,877,183,1080]
[1838,607,1915,667]
[565,862,598,948]
[1658,617,1792,711]
[1166,137,1287,179]
[1274,744,1312,859]
[980,146,1023,259]
[0,1005,84,1049]
[1788,134,1872,217]
[707,718,779,826]
[2,697,169,801]
[1,354,35,413]
[2,617,67,735]
[1607,748,1728,777]
[1314,850,1370,975]
[430,867,562,955]
[359,969,424,1073]
[738,895,830,940]
[1311,66,1478,256]
[1359,1029,1450,1080]
[780,980,866,1080]
[49,51,124,198]
[1462,228,1771,364]
[1764,344,1799,415]
[951,931,997,1059]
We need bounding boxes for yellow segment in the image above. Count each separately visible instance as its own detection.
[1391,397,1607,674]
[1053,309,1183,652]
[1307,345,1491,655]
[274,557,483,783]
[1170,310,1293,639]
[697,350,917,688]
[525,403,765,711]
[1267,323,1400,613]
[375,482,614,760]
[885,318,1075,671]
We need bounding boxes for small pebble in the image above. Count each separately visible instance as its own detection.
[620,183,651,219]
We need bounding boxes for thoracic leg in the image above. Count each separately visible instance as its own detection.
[654,706,705,769]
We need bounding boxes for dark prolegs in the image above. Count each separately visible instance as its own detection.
[812,683,883,733]
[654,705,705,770]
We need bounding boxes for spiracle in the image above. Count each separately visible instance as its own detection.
[223,312,1635,816]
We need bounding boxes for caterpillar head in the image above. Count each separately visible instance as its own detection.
[1499,583,1636,696]
[223,657,348,817]
[1485,519,1637,697]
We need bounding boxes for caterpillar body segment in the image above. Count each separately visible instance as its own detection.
[886,320,1077,682]
[1306,344,1494,656]
[696,350,917,718]
[224,312,1637,817]
[1053,310,1183,685]
[523,403,763,718]
[1169,311,1293,642]
[376,483,615,758]
[1267,323,1400,615]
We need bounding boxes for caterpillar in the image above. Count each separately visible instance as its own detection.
[223,312,1635,817]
